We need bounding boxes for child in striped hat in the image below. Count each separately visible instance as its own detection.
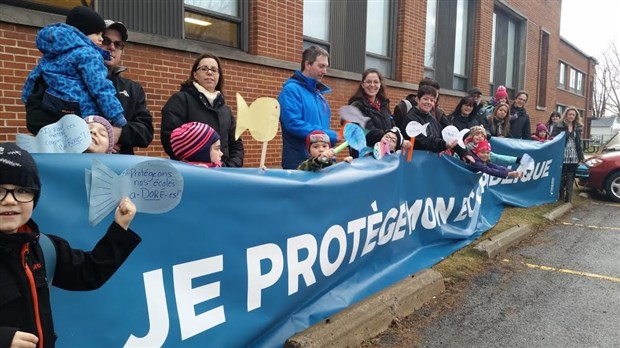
[170,122,223,168]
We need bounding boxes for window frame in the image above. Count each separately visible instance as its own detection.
[184,0,248,50]
[489,4,526,98]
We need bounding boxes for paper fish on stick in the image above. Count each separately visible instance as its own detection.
[86,159,184,226]
[235,93,280,141]
[339,105,371,128]
[441,125,469,149]
[235,93,280,169]
[16,114,91,153]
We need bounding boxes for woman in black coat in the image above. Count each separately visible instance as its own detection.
[551,106,585,202]
[161,52,244,167]
[508,90,532,140]
[448,96,484,131]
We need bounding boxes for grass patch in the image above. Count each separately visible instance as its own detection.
[433,190,589,282]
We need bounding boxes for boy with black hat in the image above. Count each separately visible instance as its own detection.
[22,5,127,128]
[0,142,140,348]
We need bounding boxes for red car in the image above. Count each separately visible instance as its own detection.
[580,150,620,202]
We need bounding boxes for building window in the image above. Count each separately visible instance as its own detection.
[303,0,330,52]
[365,0,392,76]
[303,0,396,77]
[424,0,474,91]
[184,0,242,48]
[6,0,88,13]
[537,30,550,108]
[558,62,566,89]
[490,6,525,97]
[576,71,584,95]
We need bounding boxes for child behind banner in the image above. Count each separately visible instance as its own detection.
[468,140,522,179]
[298,130,352,172]
[170,121,224,168]
[0,142,141,348]
[465,126,520,167]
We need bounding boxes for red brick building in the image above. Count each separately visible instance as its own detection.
[0,0,595,166]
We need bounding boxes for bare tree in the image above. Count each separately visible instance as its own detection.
[593,42,620,117]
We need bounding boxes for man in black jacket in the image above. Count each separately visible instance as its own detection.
[25,20,154,155]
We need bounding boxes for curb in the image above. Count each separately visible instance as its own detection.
[474,202,574,259]
[473,224,532,259]
[284,269,444,348]
[543,202,573,221]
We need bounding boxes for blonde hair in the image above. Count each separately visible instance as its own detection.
[561,106,583,127]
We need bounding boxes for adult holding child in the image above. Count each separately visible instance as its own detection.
[278,46,338,169]
[26,17,154,155]
[161,52,244,167]
[551,107,585,202]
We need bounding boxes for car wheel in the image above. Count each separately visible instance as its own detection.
[604,172,620,203]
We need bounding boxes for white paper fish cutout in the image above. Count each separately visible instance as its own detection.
[339,105,371,128]
[86,159,183,226]
[441,125,469,149]
[516,153,535,172]
[16,114,90,153]
[405,121,429,138]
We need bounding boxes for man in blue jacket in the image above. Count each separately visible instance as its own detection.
[278,46,339,169]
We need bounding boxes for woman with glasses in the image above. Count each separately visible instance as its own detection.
[347,69,394,157]
[161,52,244,167]
[507,90,532,140]
[448,96,483,131]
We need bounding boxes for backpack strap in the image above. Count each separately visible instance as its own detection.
[38,233,57,287]
[403,99,413,113]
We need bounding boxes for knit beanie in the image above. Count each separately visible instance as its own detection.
[469,125,486,138]
[495,85,508,101]
[306,130,331,152]
[472,140,491,155]
[66,6,106,36]
[84,116,114,153]
[171,122,221,163]
[386,127,403,151]
[0,143,41,206]
[535,122,548,134]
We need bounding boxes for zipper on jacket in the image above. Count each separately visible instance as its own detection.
[22,244,44,348]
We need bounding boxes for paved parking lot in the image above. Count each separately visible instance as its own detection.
[415,201,620,347]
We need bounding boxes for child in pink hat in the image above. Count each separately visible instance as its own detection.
[530,122,553,142]
[170,122,223,168]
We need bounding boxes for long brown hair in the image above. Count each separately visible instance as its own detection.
[181,52,225,92]
[487,102,511,137]
[348,68,388,105]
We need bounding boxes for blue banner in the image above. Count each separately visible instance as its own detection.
[30,135,564,347]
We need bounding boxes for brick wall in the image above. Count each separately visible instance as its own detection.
[0,0,592,167]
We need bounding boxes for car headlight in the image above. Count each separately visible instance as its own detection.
[585,158,603,167]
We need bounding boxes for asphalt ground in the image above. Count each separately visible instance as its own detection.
[414,201,620,348]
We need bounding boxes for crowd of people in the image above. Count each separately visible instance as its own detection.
[1,6,586,347]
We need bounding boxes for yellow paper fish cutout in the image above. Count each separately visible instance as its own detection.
[235,93,280,142]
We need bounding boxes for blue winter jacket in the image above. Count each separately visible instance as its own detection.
[22,23,126,126]
[278,71,337,169]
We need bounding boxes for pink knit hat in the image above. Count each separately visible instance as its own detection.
[536,122,548,134]
[84,115,114,153]
[495,85,509,101]
[472,140,491,155]
[170,122,220,162]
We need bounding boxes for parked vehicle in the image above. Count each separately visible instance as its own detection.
[579,150,620,202]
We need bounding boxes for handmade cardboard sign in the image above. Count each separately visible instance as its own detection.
[16,114,90,153]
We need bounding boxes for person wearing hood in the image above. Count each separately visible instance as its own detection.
[278,46,339,169]
[25,17,154,155]
[21,6,127,128]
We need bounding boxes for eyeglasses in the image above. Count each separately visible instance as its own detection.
[0,187,38,203]
[363,80,380,86]
[102,36,126,50]
[516,97,527,102]
[196,66,219,74]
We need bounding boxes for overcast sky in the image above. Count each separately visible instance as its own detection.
[560,0,620,59]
